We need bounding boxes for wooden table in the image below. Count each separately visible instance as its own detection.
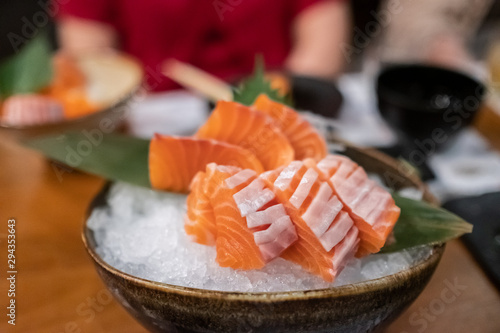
[1,136,499,333]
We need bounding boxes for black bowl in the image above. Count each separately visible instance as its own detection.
[291,75,343,118]
[376,64,485,152]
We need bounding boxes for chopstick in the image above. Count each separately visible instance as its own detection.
[162,59,233,102]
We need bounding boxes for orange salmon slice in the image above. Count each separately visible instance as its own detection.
[196,100,294,170]
[260,161,359,282]
[252,94,327,161]
[313,155,401,256]
[184,171,216,245]
[149,134,264,193]
[201,164,298,269]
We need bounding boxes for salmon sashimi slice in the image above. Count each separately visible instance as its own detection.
[183,156,399,280]
[252,94,327,161]
[195,100,294,170]
[260,161,359,282]
[185,172,216,245]
[311,155,401,256]
[204,164,298,269]
[149,134,264,192]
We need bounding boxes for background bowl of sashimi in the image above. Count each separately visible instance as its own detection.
[0,53,143,141]
[83,144,444,333]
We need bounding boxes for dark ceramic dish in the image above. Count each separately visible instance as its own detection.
[83,144,444,333]
[291,75,343,119]
[376,64,485,149]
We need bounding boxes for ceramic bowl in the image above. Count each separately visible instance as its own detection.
[0,53,143,141]
[376,64,485,148]
[83,144,444,333]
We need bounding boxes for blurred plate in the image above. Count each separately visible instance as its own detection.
[0,53,143,141]
[443,192,500,290]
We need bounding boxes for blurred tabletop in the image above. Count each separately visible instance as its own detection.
[1,90,500,333]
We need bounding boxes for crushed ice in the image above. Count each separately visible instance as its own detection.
[87,182,432,292]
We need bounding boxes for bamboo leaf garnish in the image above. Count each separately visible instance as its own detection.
[25,132,150,188]
[233,55,291,106]
[380,194,473,253]
[0,32,53,99]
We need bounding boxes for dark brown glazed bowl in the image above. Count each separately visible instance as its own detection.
[0,53,143,141]
[83,144,444,333]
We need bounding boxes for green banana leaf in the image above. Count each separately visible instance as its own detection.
[25,132,472,252]
[381,194,472,253]
[25,132,150,187]
[0,32,53,99]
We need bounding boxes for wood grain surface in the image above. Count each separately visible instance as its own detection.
[0,135,499,333]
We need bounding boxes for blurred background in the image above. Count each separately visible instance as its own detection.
[1,0,500,332]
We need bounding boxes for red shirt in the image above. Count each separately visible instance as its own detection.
[58,0,326,91]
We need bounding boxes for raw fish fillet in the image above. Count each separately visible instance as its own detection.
[202,164,298,269]
[310,155,401,256]
[260,162,359,282]
[149,134,264,192]
[185,172,216,245]
[196,100,294,170]
[252,94,327,161]
[184,154,400,281]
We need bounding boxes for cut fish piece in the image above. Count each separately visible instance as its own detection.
[225,169,257,189]
[184,171,216,245]
[313,155,401,256]
[196,100,294,170]
[246,204,287,229]
[319,211,354,252]
[202,166,298,269]
[331,226,359,275]
[302,183,342,239]
[254,215,295,244]
[149,134,264,192]
[206,165,266,269]
[256,216,299,262]
[253,94,327,161]
[290,168,319,209]
[184,154,400,282]
[260,162,359,282]
[233,178,276,217]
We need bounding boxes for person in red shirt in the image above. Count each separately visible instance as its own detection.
[1,0,350,126]
[56,0,351,91]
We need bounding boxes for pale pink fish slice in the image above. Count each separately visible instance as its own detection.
[316,155,340,176]
[331,226,359,275]
[289,168,319,209]
[2,94,64,126]
[301,182,342,239]
[336,169,375,209]
[319,211,354,252]
[354,186,395,227]
[273,161,304,191]
[246,204,288,229]
[253,215,295,244]
[257,216,299,262]
[225,169,257,189]
[233,178,275,217]
[226,169,299,264]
